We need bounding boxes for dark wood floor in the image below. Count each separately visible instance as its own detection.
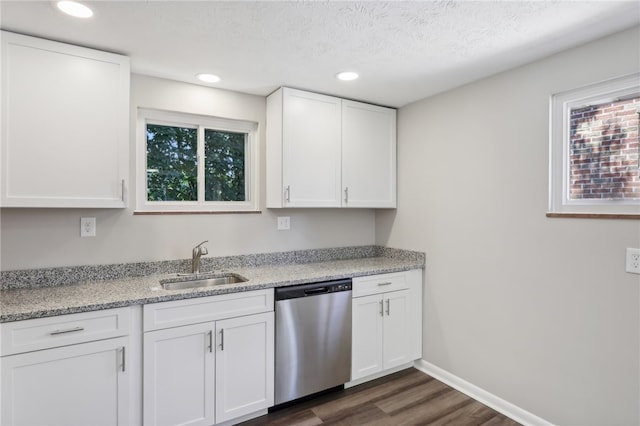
[240,368,521,426]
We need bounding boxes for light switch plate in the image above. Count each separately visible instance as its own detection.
[277,216,290,230]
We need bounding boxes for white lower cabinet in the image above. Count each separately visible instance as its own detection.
[143,322,215,426]
[0,308,135,426]
[351,270,422,381]
[142,289,274,426]
[215,313,274,423]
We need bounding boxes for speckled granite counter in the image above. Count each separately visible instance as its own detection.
[0,246,424,323]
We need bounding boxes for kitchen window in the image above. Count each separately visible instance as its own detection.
[136,109,258,213]
[548,73,640,217]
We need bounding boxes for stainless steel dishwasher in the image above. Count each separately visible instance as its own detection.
[274,279,352,405]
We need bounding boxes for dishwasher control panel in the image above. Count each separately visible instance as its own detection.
[329,282,352,292]
[274,279,352,300]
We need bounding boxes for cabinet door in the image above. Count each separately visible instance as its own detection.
[1,31,129,208]
[215,312,274,423]
[282,88,342,207]
[1,337,129,426]
[351,294,384,380]
[382,290,411,370]
[143,323,214,426]
[342,100,396,208]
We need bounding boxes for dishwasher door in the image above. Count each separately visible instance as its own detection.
[274,282,352,405]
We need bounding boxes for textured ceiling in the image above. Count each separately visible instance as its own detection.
[1,1,639,107]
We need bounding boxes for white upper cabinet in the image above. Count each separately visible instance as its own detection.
[267,87,396,208]
[267,87,343,207]
[342,100,396,208]
[1,31,130,208]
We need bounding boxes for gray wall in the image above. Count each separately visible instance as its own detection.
[376,26,640,425]
[0,75,376,270]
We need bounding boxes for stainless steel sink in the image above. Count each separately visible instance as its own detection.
[160,273,247,290]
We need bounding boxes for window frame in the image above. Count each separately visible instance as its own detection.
[549,72,640,216]
[136,108,259,213]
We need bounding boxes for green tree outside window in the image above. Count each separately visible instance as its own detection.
[146,124,197,201]
[146,124,247,203]
[204,129,246,201]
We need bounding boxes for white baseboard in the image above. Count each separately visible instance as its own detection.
[414,359,553,426]
[345,362,415,388]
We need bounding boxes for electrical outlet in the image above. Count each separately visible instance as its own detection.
[277,216,290,231]
[626,248,640,274]
[80,217,96,237]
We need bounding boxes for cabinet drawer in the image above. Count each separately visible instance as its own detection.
[0,307,131,356]
[143,289,274,331]
[352,272,409,298]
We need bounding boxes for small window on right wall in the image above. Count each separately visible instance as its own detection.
[549,73,640,216]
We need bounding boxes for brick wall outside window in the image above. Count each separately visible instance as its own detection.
[569,97,640,200]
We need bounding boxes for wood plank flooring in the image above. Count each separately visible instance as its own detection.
[240,368,521,426]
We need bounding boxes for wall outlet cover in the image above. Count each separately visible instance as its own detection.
[80,217,96,237]
[626,248,640,274]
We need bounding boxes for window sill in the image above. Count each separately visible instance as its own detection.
[133,210,262,215]
[546,212,640,220]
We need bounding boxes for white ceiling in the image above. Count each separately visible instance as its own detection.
[1,1,639,107]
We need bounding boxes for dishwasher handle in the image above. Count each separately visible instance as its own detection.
[304,287,329,295]
[275,279,352,300]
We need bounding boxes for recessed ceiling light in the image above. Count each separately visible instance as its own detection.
[336,71,359,81]
[56,1,93,18]
[196,73,221,83]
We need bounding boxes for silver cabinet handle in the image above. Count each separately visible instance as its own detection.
[386,299,390,316]
[344,187,349,203]
[121,179,125,202]
[121,346,126,372]
[219,329,224,351]
[50,326,84,335]
[377,282,392,286]
[285,186,290,203]
[208,330,213,353]
[379,300,384,317]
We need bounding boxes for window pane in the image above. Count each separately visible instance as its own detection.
[204,129,246,201]
[569,97,640,200]
[146,124,198,201]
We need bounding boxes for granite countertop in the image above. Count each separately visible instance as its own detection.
[0,248,424,323]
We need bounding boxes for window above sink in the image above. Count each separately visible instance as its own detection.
[135,108,259,214]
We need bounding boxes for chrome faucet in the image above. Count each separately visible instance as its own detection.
[191,240,208,274]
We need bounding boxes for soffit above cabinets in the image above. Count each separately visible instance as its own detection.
[1,1,638,107]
